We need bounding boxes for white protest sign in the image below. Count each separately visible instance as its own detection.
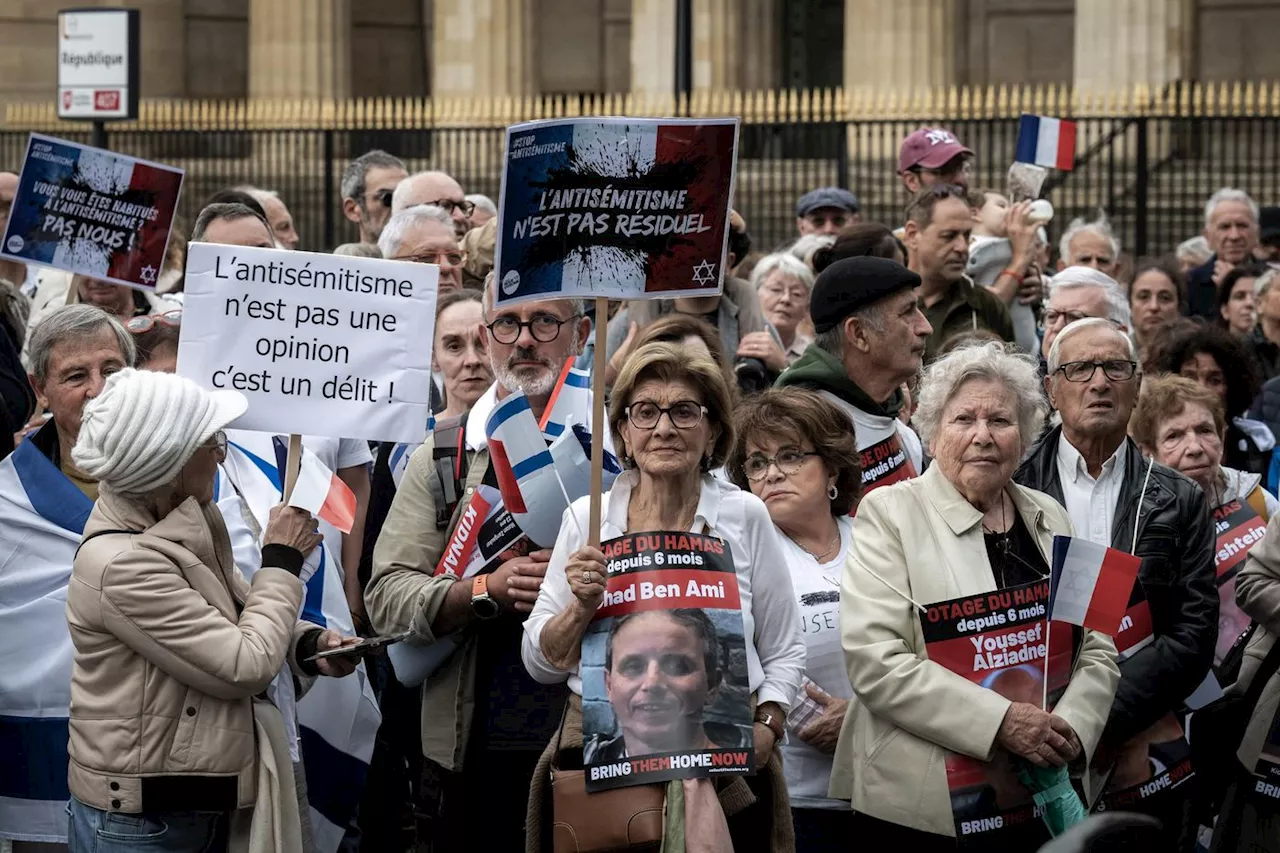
[177,243,437,444]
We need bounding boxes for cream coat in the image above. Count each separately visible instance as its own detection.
[1234,506,1280,770]
[68,490,316,813]
[829,464,1120,836]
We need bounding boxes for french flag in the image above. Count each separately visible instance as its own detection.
[1015,114,1077,171]
[486,392,555,515]
[270,436,358,534]
[1048,536,1142,635]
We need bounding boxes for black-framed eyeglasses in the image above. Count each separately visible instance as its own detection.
[126,310,182,335]
[393,250,464,267]
[1054,359,1138,383]
[625,400,707,431]
[428,198,476,218]
[742,449,822,481]
[485,313,580,344]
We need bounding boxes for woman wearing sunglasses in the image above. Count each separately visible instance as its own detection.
[126,310,182,372]
[726,388,862,853]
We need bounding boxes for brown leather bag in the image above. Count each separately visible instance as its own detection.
[550,766,665,853]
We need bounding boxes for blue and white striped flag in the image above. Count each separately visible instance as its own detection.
[0,435,88,843]
[219,432,381,853]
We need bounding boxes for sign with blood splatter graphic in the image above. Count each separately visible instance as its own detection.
[0,133,183,291]
[493,117,740,306]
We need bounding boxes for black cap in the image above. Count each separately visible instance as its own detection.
[809,257,921,333]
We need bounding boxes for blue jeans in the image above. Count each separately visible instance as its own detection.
[67,798,229,853]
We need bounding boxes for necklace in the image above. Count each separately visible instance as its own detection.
[794,528,841,563]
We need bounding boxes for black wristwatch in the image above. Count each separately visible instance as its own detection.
[470,574,500,619]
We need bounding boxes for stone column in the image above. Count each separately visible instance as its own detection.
[249,0,350,99]
[737,0,778,91]
[843,0,956,93]
[1073,0,1190,93]
[630,0,676,98]
[100,0,186,98]
[692,0,738,90]
[432,0,530,98]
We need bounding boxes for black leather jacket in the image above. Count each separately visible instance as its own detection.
[1014,427,1217,747]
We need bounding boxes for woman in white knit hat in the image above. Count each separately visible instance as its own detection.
[65,368,359,853]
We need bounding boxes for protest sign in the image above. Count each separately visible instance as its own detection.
[858,433,918,493]
[494,117,740,306]
[919,580,1074,850]
[433,485,525,580]
[177,243,437,444]
[1,133,182,291]
[1213,498,1267,667]
[581,532,753,792]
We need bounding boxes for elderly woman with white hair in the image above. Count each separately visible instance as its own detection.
[65,369,359,852]
[832,341,1119,849]
[750,252,817,366]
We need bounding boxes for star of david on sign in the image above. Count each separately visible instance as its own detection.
[691,259,717,286]
[140,264,157,284]
[925,129,955,146]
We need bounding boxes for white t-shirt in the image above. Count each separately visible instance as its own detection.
[301,436,373,577]
[779,516,854,810]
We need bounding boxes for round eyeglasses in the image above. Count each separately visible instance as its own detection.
[485,313,579,345]
[126,310,182,335]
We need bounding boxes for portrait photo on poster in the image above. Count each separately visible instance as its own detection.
[580,531,754,792]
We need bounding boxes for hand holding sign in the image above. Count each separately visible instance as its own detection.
[566,545,608,611]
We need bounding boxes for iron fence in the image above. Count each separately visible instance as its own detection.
[4,108,1280,261]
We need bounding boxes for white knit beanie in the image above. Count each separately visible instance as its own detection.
[72,368,249,496]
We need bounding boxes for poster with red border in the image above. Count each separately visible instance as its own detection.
[920,580,1072,850]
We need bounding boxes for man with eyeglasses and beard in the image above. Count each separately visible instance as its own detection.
[1015,318,1216,851]
[365,275,593,851]
[391,170,474,239]
[340,149,408,245]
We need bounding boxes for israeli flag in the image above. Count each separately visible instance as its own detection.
[0,437,88,843]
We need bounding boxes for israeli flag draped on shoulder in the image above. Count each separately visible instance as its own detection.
[0,434,92,843]
[218,431,381,853]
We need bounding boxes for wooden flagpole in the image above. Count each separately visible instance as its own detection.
[282,433,302,503]
[588,297,608,547]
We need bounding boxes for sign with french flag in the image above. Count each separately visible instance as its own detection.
[1048,535,1142,635]
[1015,114,1077,171]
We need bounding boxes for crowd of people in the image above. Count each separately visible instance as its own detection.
[5,123,1280,853]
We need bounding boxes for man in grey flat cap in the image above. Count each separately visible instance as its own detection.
[795,187,861,237]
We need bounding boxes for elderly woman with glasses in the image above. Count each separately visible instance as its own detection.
[522,341,805,852]
[834,342,1118,849]
[749,253,817,367]
[726,388,862,853]
[65,369,359,851]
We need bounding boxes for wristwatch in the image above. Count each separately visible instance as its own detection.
[470,574,500,620]
[754,710,784,742]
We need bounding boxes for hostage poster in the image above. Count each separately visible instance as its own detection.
[1213,497,1266,667]
[581,532,753,792]
[494,117,740,306]
[919,580,1074,850]
[1,133,183,291]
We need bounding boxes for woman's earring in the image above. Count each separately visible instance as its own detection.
[828,484,839,501]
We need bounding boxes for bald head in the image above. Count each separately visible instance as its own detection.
[392,171,468,237]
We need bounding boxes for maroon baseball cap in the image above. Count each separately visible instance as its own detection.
[897,127,973,174]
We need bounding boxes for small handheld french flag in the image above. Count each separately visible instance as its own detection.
[540,359,592,440]
[1015,114,1077,171]
[270,436,358,534]
[486,391,556,515]
[1048,535,1142,635]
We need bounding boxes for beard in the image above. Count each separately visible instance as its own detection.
[492,345,559,396]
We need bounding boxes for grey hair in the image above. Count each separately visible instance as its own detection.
[1058,213,1120,262]
[1046,317,1138,374]
[1176,235,1212,266]
[749,252,815,293]
[1256,268,1280,299]
[191,202,273,243]
[377,204,454,259]
[812,302,884,358]
[466,193,498,217]
[914,341,1048,456]
[340,149,406,204]
[29,305,136,384]
[788,234,835,266]
[1048,266,1132,329]
[480,270,583,321]
[333,242,382,259]
[1204,188,1259,226]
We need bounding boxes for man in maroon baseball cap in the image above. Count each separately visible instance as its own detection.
[897,127,974,193]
